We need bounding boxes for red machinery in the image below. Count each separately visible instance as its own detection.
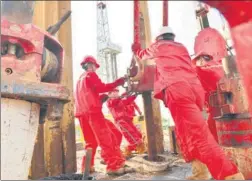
[1,2,71,121]
[1,3,71,179]
[196,1,252,179]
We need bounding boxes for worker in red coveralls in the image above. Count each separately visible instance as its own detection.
[131,26,244,180]
[192,27,228,145]
[192,51,224,143]
[74,55,128,175]
[107,89,145,158]
[122,92,143,118]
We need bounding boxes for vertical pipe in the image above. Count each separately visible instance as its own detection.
[142,92,158,161]
[163,0,168,26]
[139,1,164,159]
[134,0,140,44]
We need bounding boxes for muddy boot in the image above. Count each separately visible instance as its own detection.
[186,160,210,180]
[106,165,135,176]
[123,147,132,158]
[224,172,245,180]
[106,167,125,176]
[136,142,146,154]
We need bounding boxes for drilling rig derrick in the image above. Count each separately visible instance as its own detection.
[96,1,121,83]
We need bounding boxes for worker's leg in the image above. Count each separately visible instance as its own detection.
[164,81,239,180]
[79,116,98,172]
[128,119,142,140]
[89,112,125,171]
[125,119,145,152]
[105,119,123,148]
[116,119,143,151]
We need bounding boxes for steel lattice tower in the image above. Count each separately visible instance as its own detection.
[96,1,121,83]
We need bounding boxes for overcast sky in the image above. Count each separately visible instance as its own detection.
[71,1,229,121]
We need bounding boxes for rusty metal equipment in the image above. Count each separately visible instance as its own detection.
[195,2,252,179]
[209,55,252,179]
[1,1,71,179]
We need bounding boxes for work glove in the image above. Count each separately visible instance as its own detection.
[114,77,126,86]
[138,115,144,122]
[100,94,109,104]
[131,43,141,54]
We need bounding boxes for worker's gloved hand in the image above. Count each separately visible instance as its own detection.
[138,115,144,122]
[115,77,126,86]
[100,94,109,104]
[131,43,141,53]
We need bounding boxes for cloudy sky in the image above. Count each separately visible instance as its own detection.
[71,1,228,122]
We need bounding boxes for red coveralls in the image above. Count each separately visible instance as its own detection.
[107,95,143,151]
[126,101,142,118]
[133,40,238,180]
[194,59,224,142]
[74,71,125,171]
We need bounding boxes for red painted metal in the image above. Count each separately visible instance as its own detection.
[133,0,140,44]
[1,17,69,114]
[202,0,252,116]
[216,119,252,147]
[163,0,168,26]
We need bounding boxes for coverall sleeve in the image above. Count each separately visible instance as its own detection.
[87,72,118,93]
[121,95,137,105]
[134,43,156,60]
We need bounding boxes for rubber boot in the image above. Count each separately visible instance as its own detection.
[123,147,132,158]
[186,160,210,180]
[224,172,245,180]
[136,142,146,154]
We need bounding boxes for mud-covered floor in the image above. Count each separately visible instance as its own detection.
[76,132,192,180]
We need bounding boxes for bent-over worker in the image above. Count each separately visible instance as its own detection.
[131,26,244,180]
[107,89,145,158]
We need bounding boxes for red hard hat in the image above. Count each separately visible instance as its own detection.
[81,55,100,68]
[192,51,213,65]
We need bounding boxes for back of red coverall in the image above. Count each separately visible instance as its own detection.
[74,71,125,172]
[107,95,143,151]
[133,40,238,180]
